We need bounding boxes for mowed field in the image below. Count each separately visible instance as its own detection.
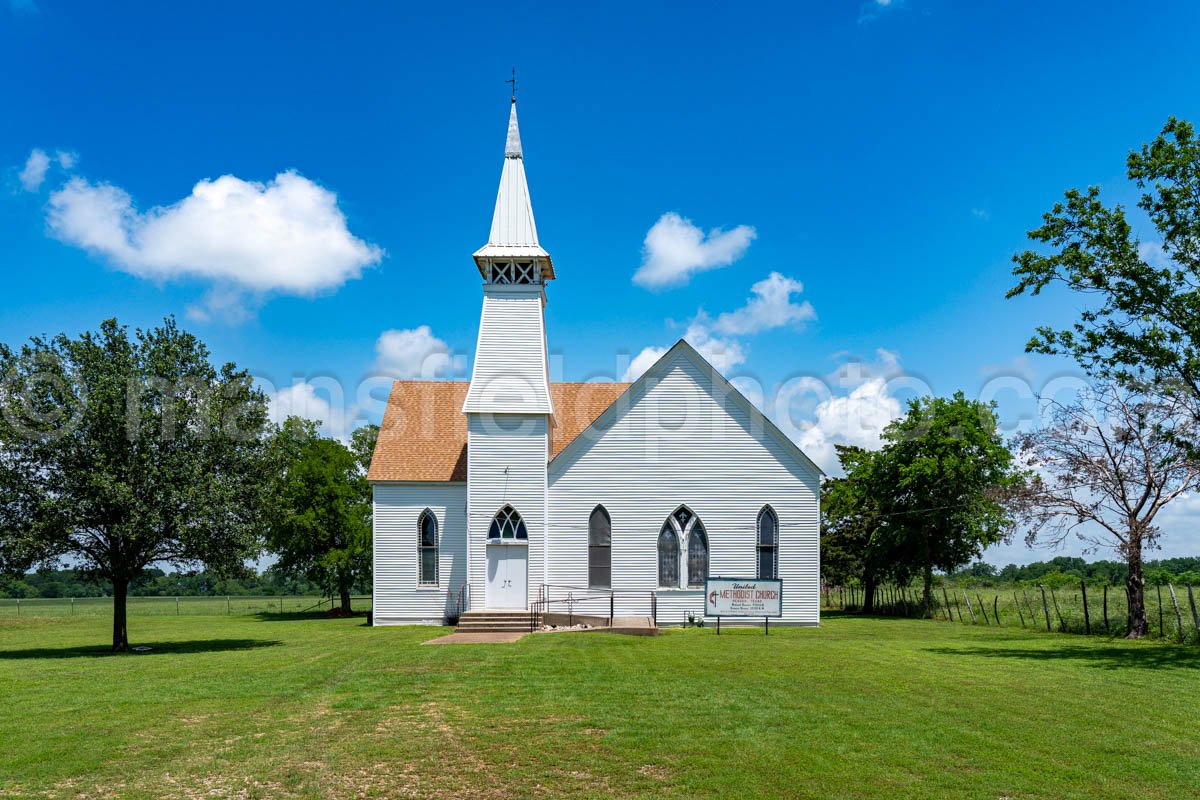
[0,613,1197,800]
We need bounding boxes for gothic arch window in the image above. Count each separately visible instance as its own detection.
[488,505,528,541]
[687,523,709,588]
[659,506,707,589]
[757,506,778,580]
[588,506,611,589]
[657,523,679,588]
[418,509,439,586]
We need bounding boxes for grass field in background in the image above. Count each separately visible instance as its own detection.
[836,581,1200,642]
[1,612,1198,799]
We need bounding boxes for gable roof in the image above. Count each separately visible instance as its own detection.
[367,380,629,483]
[548,339,825,478]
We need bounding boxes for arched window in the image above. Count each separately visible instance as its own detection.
[657,523,679,588]
[588,506,611,589]
[659,506,706,589]
[418,509,438,586]
[488,505,527,540]
[687,523,708,588]
[757,506,778,580]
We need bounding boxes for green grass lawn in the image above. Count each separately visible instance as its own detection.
[1,613,1197,799]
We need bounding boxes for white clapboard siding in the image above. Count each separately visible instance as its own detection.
[466,413,548,609]
[549,345,821,625]
[372,482,468,625]
[462,285,553,415]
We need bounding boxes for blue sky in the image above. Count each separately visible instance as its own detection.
[4,1,1200,564]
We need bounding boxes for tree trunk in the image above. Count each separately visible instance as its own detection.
[112,577,130,652]
[339,582,353,615]
[862,574,877,613]
[922,563,933,618]
[1125,546,1149,639]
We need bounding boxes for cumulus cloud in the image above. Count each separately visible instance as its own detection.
[633,212,756,289]
[269,382,334,430]
[374,325,454,378]
[47,170,382,310]
[794,376,904,473]
[712,272,816,335]
[623,272,809,380]
[18,149,50,191]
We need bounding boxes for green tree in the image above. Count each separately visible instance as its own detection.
[871,393,1020,613]
[268,419,371,614]
[0,318,271,650]
[821,445,892,612]
[1008,117,1200,397]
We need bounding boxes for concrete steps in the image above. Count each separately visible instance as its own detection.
[455,610,535,633]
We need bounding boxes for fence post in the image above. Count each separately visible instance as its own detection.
[1022,589,1037,629]
[1013,592,1025,627]
[976,593,989,625]
[15,598,19,616]
[942,586,953,622]
[176,596,180,616]
[961,592,976,624]
[1103,585,1109,635]
[1049,587,1065,632]
[1169,584,1183,641]
[71,597,75,616]
[1157,585,1165,639]
[1038,585,1052,631]
[1080,581,1091,635]
[993,596,1000,627]
[227,596,231,615]
[1188,585,1200,641]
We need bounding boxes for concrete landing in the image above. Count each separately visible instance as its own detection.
[422,631,528,645]
[539,616,660,637]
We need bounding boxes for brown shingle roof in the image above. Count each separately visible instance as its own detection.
[367,380,631,483]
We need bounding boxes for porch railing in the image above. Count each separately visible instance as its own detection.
[530,584,657,632]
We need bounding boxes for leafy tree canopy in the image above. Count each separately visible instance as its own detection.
[0,318,272,649]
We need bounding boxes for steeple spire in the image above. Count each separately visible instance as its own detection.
[473,94,554,282]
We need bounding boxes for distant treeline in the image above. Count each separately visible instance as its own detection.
[949,556,1200,587]
[0,567,370,599]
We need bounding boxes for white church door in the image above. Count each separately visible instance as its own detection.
[486,545,528,609]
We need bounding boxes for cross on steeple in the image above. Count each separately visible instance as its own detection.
[505,67,516,103]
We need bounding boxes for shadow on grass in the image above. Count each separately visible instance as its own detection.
[924,643,1200,670]
[251,611,366,623]
[0,638,282,659]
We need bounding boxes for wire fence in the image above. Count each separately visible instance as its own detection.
[0,595,373,618]
[822,581,1200,644]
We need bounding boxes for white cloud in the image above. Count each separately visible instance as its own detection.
[18,149,50,192]
[623,271,810,380]
[633,212,756,289]
[47,170,382,307]
[374,325,454,378]
[794,376,903,473]
[712,272,816,335]
[269,382,333,429]
[16,148,77,192]
[971,207,990,221]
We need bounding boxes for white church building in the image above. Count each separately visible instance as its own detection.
[367,99,822,627]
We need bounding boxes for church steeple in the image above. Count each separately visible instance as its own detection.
[472,99,555,283]
[463,95,555,416]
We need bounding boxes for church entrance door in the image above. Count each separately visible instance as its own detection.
[485,544,528,609]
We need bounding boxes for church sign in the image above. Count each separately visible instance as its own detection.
[705,578,782,618]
